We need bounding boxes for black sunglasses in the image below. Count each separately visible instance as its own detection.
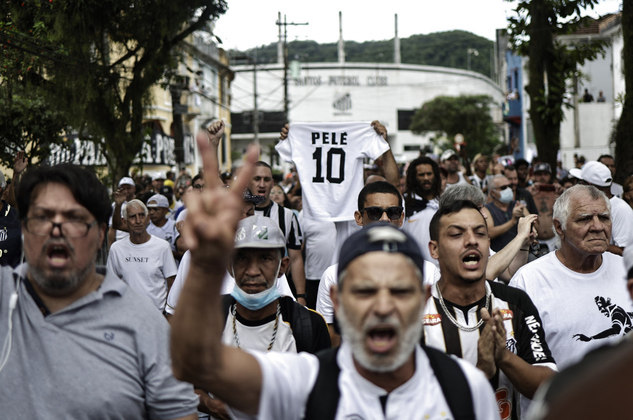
[362,206,403,221]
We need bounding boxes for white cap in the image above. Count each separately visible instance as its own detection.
[118,177,134,187]
[580,161,612,187]
[154,171,166,180]
[147,194,169,208]
[234,215,286,250]
[441,149,458,161]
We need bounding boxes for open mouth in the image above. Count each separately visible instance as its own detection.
[462,252,481,268]
[366,325,397,353]
[47,244,70,267]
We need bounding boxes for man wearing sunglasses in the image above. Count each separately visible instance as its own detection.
[0,164,198,419]
[317,181,438,345]
[484,175,529,252]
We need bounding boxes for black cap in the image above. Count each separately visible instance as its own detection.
[337,223,425,278]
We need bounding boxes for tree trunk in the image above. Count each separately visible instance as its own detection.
[615,1,633,183]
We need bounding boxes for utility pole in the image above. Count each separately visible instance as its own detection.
[276,13,308,123]
[252,49,259,145]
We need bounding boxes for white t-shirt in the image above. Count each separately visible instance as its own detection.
[403,200,439,266]
[106,235,178,311]
[299,213,337,280]
[509,251,633,369]
[610,195,633,247]
[147,218,177,250]
[235,342,498,420]
[316,261,440,324]
[165,250,294,315]
[276,122,390,221]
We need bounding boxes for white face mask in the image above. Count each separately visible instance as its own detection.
[498,187,514,204]
[230,258,282,310]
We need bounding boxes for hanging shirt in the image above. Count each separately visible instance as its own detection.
[276,122,389,222]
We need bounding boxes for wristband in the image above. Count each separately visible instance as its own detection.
[296,294,306,298]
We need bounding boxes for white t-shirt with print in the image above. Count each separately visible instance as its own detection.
[403,199,439,266]
[106,235,178,311]
[509,251,633,369]
[276,122,390,222]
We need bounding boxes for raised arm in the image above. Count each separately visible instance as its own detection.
[170,134,263,415]
[371,120,399,188]
[202,120,226,189]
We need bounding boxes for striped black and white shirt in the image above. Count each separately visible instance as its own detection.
[255,201,303,250]
[423,281,557,420]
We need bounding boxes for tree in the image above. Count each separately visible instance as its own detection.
[409,95,501,159]
[0,11,69,169]
[506,0,607,171]
[614,1,632,183]
[1,0,227,187]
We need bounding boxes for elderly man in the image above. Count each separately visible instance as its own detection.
[107,199,177,312]
[170,141,498,419]
[510,185,633,369]
[570,160,633,255]
[426,200,556,419]
[0,164,197,418]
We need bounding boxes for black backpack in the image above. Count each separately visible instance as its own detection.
[304,345,475,420]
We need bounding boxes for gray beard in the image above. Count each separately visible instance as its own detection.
[28,261,93,297]
[337,304,423,373]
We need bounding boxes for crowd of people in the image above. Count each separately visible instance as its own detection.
[1,120,632,419]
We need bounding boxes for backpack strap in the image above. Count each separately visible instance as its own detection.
[304,347,340,420]
[280,296,314,352]
[424,345,475,420]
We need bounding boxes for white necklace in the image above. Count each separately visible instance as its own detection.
[231,303,281,352]
[435,281,492,332]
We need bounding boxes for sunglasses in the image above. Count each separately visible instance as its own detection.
[362,206,403,221]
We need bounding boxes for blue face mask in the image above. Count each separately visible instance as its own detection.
[498,187,514,204]
[230,260,282,310]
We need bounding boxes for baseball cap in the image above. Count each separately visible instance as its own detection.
[118,176,134,187]
[337,223,425,278]
[441,149,458,161]
[533,163,552,174]
[580,161,612,187]
[568,168,582,180]
[146,194,169,208]
[234,215,285,250]
[159,185,174,197]
[623,245,633,279]
[154,171,166,180]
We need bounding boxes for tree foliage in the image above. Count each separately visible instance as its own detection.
[237,30,494,77]
[614,1,633,183]
[1,0,227,186]
[409,95,501,159]
[506,0,608,171]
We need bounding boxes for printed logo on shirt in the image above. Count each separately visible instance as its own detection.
[125,256,149,263]
[572,295,633,343]
[423,313,442,326]
[500,309,513,321]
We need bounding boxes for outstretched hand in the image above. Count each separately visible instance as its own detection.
[371,120,388,141]
[182,133,259,272]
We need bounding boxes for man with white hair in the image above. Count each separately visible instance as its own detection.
[570,160,633,255]
[510,185,633,369]
[107,199,177,312]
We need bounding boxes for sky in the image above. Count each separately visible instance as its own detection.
[213,0,622,51]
